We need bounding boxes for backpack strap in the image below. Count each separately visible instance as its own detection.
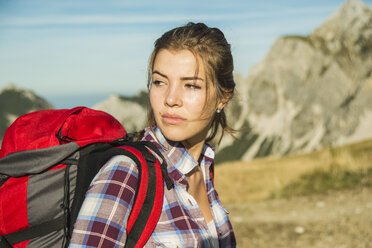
[69,142,142,230]
[0,236,12,248]
[125,141,174,190]
[120,144,164,248]
[210,162,215,184]
[70,141,172,248]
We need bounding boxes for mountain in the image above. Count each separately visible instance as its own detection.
[4,0,369,162]
[93,91,149,133]
[217,0,372,162]
[0,84,53,144]
[92,0,372,163]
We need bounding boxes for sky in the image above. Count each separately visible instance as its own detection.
[0,0,371,108]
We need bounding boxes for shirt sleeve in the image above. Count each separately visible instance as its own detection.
[69,155,139,248]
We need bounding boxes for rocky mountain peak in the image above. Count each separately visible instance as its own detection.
[218,0,372,163]
[312,0,372,44]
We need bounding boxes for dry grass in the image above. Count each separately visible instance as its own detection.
[214,139,372,247]
[215,138,372,204]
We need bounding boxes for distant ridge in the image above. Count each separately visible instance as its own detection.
[0,84,53,144]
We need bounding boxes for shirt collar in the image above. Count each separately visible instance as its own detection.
[142,127,215,184]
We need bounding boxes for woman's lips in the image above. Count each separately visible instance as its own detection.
[162,114,186,125]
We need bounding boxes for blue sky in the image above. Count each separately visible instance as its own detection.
[0,0,371,108]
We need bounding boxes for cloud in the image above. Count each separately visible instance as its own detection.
[0,14,251,27]
[0,4,337,28]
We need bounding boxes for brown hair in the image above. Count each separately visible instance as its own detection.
[147,22,235,143]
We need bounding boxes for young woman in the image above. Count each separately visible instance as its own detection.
[69,22,236,247]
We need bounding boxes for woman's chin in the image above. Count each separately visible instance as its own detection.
[161,127,186,142]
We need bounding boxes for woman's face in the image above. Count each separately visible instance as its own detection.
[149,49,223,147]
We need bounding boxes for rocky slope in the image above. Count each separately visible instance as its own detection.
[92,0,372,162]
[0,84,53,144]
[93,90,148,133]
[218,0,372,162]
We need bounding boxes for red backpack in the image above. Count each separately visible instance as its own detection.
[0,106,173,248]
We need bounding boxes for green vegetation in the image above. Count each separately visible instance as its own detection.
[119,90,149,107]
[272,165,372,198]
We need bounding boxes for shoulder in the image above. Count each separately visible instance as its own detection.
[100,155,139,175]
[88,155,140,193]
[71,156,141,246]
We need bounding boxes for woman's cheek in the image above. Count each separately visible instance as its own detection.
[184,91,205,107]
[149,89,162,111]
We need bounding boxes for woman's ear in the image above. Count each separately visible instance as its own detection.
[217,91,232,110]
[217,101,226,111]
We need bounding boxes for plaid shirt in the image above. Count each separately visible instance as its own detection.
[69,127,236,248]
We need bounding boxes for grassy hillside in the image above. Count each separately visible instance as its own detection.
[0,86,53,141]
[215,138,372,204]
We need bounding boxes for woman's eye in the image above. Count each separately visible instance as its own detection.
[152,80,164,86]
[185,83,201,89]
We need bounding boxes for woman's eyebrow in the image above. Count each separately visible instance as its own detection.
[180,76,204,81]
[152,70,204,81]
[152,70,168,79]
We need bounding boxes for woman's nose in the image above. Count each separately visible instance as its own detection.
[165,84,182,107]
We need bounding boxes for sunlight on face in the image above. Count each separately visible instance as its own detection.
[149,49,220,147]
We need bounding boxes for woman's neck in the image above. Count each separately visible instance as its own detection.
[182,138,205,162]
